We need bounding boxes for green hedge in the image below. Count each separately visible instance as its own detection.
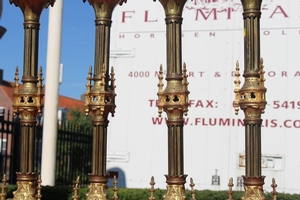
[4,185,300,200]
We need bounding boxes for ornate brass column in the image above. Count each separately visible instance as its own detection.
[83,0,126,199]
[155,0,190,199]
[9,0,55,199]
[234,0,267,199]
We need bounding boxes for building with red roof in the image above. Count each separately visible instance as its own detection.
[0,69,85,118]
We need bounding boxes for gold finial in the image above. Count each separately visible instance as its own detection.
[157,65,164,117]
[110,66,116,117]
[0,174,7,200]
[36,175,42,200]
[86,66,93,93]
[85,66,93,115]
[271,178,278,200]
[149,176,156,200]
[158,65,164,92]
[13,66,19,94]
[227,177,234,200]
[259,58,265,86]
[37,67,44,115]
[110,66,116,92]
[259,58,266,114]
[38,66,43,85]
[13,67,20,116]
[190,177,196,200]
[112,175,118,200]
[182,62,188,90]
[100,64,107,92]
[234,61,241,115]
[72,176,80,200]
[182,62,189,116]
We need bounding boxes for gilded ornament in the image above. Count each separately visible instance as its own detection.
[86,183,108,200]
[157,64,189,121]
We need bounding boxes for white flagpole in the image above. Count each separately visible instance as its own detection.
[41,0,64,186]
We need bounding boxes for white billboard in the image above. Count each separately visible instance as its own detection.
[106,0,300,193]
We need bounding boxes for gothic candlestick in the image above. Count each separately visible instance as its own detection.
[155,0,191,199]
[83,0,126,199]
[234,0,267,199]
[10,0,55,199]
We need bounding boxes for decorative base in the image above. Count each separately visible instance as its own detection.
[163,175,187,200]
[86,174,109,200]
[12,173,38,200]
[241,176,267,200]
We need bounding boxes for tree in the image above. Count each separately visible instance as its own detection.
[55,107,93,185]
[68,107,92,129]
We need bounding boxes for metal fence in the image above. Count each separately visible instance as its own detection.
[0,109,92,186]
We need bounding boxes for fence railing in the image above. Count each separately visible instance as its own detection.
[0,110,92,186]
[56,121,92,186]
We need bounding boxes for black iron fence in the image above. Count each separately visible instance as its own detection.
[0,109,92,186]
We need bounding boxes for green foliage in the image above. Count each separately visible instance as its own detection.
[271,192,300,200]
[5,186,300,200]
[55,128,92,185]
[6,185,17,198]
[5,185,73,199]
[40,186,73,200]
[68,107,92,128]
[65,188,300,200]
[56,107,93,186]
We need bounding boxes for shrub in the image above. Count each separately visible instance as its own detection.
[4,185,300,200]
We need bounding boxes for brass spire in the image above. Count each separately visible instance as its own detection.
[189,178,196,200]
[271,178,278,200]
[149,176,156,200]
[227,177,234,200]
[0,174,7,200]
[72,176,80,200]
[112,176,118,200]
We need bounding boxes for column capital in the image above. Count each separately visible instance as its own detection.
[83,0,126,19]
[10,0,55,21]
[154,0,189,16]
[241,0,262,18]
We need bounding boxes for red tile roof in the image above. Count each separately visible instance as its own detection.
[0,80,15,110]
[58,95,85,110]
[0,80,84,111]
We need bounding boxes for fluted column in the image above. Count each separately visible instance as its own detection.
[234,0,267,199]
[10,0,55,199]
[155,0,190,199]
[83,0,126,199]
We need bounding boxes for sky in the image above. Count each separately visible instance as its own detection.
[0,0,103,100]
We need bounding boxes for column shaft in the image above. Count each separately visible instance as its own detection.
[92,124,108,175]
[245,123,261,177]
[168,125,184,176]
